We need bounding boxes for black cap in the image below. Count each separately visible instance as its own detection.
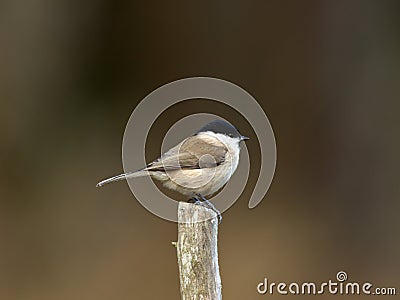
[196,120,243,139]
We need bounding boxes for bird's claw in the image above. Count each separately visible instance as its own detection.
[188,194,222,224]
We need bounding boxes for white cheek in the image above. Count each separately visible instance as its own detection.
[210,133,241,170]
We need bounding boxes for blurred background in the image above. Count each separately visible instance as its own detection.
[1,0,399,299]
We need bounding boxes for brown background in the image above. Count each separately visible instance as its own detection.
[1,0,399,299]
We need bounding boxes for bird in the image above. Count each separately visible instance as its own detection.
[96,120,249,222]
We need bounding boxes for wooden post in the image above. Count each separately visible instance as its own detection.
[175,202,222,300]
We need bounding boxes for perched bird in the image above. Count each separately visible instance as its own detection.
[97,120,249,221]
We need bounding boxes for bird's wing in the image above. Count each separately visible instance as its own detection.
[144,135,228,171]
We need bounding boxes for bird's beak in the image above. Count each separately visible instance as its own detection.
[240,135,250,141]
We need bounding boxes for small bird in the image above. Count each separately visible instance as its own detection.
[96,120,249,221]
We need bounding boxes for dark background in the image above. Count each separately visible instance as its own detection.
[1,0,399,299]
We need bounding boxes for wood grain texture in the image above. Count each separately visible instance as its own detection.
[176,202,222,300]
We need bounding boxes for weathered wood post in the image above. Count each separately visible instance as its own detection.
[175,202,222,300]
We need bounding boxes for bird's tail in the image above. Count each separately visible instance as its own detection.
[96,170,149,187]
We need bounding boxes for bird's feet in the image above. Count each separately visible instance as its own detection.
[188,194,222,224]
